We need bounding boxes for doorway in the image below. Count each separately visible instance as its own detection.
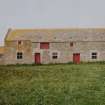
[35,53,41,64]
[73,53,80,64]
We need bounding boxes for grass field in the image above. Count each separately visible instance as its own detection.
[0,63,105,105]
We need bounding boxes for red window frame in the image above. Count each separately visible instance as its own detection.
[40,42,49,49]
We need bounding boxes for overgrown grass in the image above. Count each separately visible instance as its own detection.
[0,63,105,105]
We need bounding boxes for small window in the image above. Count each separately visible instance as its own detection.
[70,42,73,47]
[91,52,97,59]
[40,42,49,49]
[18,41,22,45]
[52,52,58,59]
[17,52,23,59]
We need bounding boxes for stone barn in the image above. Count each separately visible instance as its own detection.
[1,28,105,65]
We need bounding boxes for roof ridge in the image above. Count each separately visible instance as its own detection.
[9,28,105,33]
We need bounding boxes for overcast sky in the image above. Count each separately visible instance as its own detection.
[0,0,105,45]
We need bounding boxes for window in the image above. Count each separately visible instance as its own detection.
[70,42,73,47]
[18,41,22,45]
[91,52,97,59]
[52,52,58,59]
[17,52,23,59]
[40,42,49,49]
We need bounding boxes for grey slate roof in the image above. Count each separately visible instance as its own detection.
[5,28,105,42]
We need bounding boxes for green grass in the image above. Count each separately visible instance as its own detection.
[0,63,105,105]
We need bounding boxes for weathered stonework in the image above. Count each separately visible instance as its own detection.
[4,40,33,64]
[1,28,105,65]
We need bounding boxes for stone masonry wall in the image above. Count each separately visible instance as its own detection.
[4,40,33,65]
[3,40,105,65]
[32,41,105,64]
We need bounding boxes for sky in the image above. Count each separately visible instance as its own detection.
[0,0,105,46]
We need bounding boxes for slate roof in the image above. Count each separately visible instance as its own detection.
[5,28,105,42]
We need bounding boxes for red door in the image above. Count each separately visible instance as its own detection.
[35,53,41,64]
[73,53,80,64]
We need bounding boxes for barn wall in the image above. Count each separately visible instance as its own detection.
[74,41,105,62]
[3,40,105,65]
[4,40,33,65]
[32,41,105,64]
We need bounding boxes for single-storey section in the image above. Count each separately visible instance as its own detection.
[1,28,105,65]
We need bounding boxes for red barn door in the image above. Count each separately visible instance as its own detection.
[35,53,41,64]
[73,53,80,64]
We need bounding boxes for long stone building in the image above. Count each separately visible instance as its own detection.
[0,28,105,65]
